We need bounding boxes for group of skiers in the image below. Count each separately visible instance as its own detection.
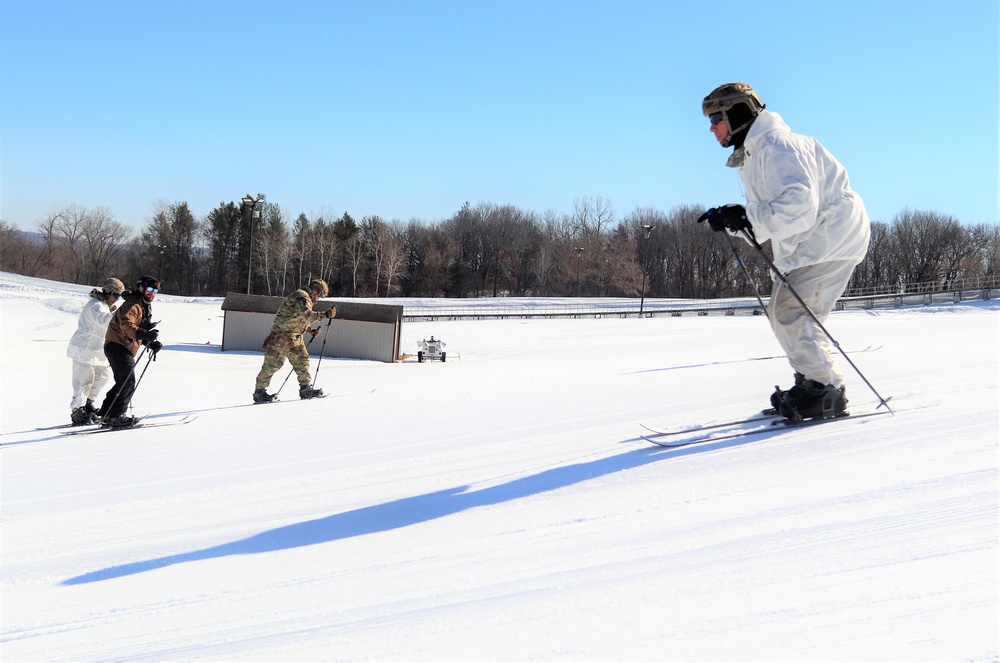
[67,275,162,427]
[67,275,337,426]
[66,82,871,426]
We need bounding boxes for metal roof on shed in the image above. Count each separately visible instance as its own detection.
[221,292,402,324]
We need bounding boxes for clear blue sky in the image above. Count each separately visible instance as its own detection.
[1,0,997,231]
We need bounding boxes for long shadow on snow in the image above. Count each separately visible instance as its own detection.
[61,436,768,586]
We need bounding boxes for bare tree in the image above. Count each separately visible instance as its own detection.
[50,204,88,282]
[37,204,129,285]
[362,216,390,296]
[0,221,47,276]
[291,213,312,288]
[80,206,130,284]
[893,209,962,286]
[571,195,615,238]
[605,222,641,296]
[381,220,408,296]
[344,234,365,296]
[256,203,289,296]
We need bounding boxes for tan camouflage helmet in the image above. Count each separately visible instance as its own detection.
[702,82,765,147]
[102,277,125,296]
[309,279,329,298]
[702,82,765,117]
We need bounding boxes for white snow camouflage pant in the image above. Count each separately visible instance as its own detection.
[768,259,858,388]
[70,361,111,410]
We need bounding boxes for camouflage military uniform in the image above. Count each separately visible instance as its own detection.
[255,288,326,389]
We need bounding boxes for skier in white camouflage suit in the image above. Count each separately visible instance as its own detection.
[253,279,336,403]
[697,82,871,420]
[66,277,124,425]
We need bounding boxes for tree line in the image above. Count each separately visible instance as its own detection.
[2,197,997,299]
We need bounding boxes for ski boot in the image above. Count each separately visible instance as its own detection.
[103,415,139,428]
[766,373,805,415]
[253,388,276,404]
[779,380,847,421]
[70,406,92,426]
[299,384,323,399]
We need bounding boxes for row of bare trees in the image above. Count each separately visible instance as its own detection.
[2,199,997,299]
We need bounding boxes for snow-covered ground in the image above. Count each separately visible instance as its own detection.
[1,272,997,661]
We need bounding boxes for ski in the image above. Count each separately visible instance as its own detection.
[640,412,781,439]
[61,414,197,436]
[34,422,80,431]
[254,393,328,405]
[643,410,893,448]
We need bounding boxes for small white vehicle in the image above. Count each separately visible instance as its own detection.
[417,336,446,362]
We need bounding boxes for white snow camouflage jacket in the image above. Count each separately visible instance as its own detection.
[66,294,115,366]
[738,110,871,273]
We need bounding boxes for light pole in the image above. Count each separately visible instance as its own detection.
[639,224,655,314]
[242,193,265,294]
[574,247,584,297]
[157,244,166,279]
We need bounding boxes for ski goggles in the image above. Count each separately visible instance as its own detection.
[145,287,159,293]
[708,111,725,126]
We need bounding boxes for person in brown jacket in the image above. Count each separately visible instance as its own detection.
[96,275,162,427]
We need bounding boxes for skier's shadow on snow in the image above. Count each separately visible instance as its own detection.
[62,442,733,586]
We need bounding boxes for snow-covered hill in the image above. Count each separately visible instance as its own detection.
[1,272,997,661]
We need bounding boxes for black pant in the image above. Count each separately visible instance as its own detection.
[99,343,136,419]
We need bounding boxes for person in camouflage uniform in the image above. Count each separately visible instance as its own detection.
[253,279,336,403]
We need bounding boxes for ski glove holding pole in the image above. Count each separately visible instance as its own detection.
[136,327,161,360]
[324,306,337,319]
[698,204,752,233]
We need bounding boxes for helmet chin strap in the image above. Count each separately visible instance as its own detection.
[713,100,765,148]
[720,110,759,148]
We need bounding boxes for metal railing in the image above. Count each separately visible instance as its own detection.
[399,274,998,321]
[843,274,1000,298]
[402,297,765,321]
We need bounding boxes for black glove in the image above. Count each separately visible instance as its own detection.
[697,204,751,233]
[148,340,163,359]
[137,328,159,344]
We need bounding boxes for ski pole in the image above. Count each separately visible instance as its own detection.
[274,331,317,398]
[311,318,334,387]
[132,347,156,395]
[97,346,148,425]
[737,227,893,412]
[722,231,770,321]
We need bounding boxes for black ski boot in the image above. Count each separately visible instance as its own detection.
[253,388,276,404]
[103,415,139,428]
[71,406,92,426]
[767,372,805,414]
[779,380,847,421]
[299,384,323,399]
